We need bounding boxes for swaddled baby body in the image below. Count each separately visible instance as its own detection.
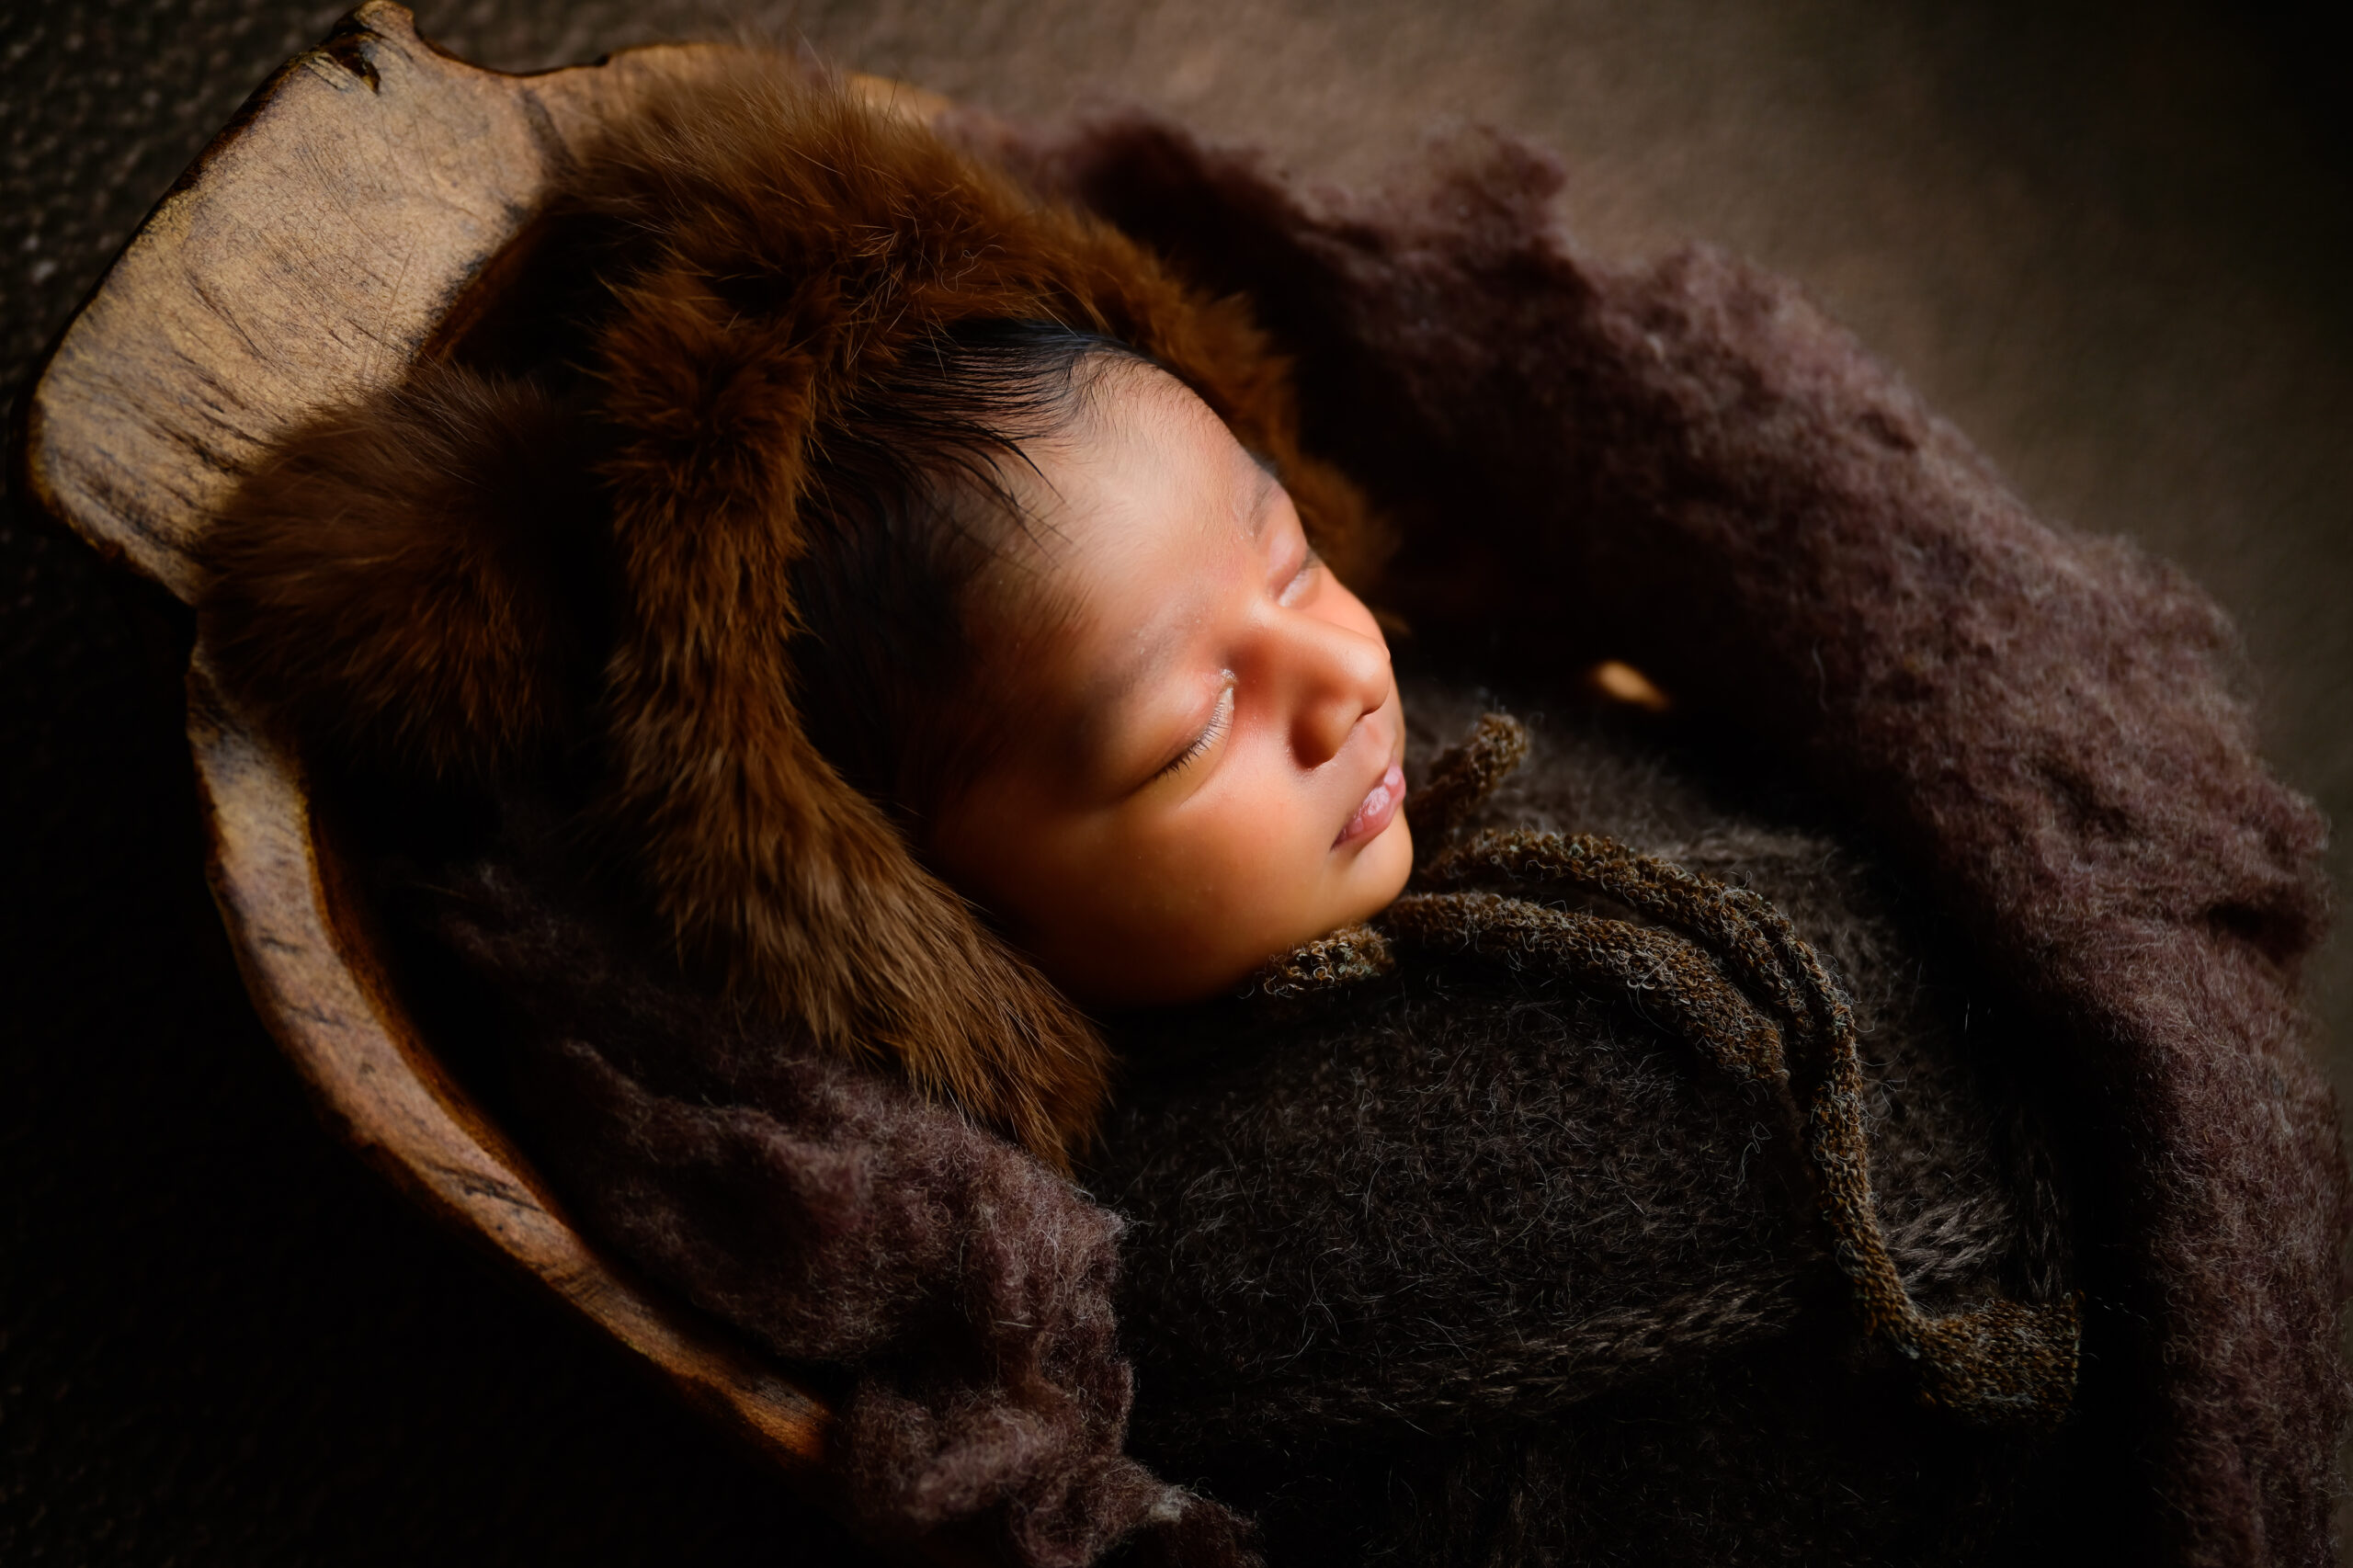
[1092,678,2077,1567]
[770,300,2081,1446]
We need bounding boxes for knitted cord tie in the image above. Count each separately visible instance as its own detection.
[1404,711,1529,847]
[1264,717,2080,1429]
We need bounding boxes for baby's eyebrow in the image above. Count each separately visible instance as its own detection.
[1075,621,1185,768]
[1242,454,1281,540]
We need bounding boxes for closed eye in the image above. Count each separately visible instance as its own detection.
[1160,681,1235,779]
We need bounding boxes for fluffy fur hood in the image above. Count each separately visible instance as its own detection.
[198,62,1382,1165]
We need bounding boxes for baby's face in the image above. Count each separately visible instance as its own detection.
[929,362,1412,1009]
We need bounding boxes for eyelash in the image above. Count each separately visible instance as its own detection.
[1163,683,1234,778]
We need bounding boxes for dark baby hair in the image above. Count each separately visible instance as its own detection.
[789,317,1150,825]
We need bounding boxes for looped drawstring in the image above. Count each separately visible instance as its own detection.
[1262,715,2080,1429]
[1403,711,1530,842]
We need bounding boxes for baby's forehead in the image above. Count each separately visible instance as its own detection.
[978,408,1282,736]
[1002,381,1274,621]
[1030,357,1233,489]
[1031,366,1272,550]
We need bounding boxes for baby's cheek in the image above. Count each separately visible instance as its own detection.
[1035,766,1351,1002]
[1059,821,1222,947]
[1107,801,1278,957]
[1210,795,1344,952]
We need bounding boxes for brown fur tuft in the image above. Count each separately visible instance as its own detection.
[200,365,603,781]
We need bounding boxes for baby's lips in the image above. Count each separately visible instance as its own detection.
[1335,762,1407,848]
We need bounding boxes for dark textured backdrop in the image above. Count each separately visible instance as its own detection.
[5,2,2347,1562]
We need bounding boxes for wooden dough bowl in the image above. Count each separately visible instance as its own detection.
[21,1,963,1534]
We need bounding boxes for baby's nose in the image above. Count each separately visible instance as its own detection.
[1287,618,1391,768]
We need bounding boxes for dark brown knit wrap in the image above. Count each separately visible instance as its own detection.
[1399,719,2080,1428]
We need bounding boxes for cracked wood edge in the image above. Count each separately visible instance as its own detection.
[25,2,681,596]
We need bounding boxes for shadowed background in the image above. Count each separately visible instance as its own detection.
[5,1,2347,1561]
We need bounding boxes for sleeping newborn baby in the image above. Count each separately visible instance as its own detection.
[200,62,2083,1568]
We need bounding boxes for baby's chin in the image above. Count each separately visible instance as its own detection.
[1245,808,1415,972]
[1334,807,1415,924]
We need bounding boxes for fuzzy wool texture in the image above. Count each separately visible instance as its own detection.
[404,686,2085,1567]
[407,849,1256,1568]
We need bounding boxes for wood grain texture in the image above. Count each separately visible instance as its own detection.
[22,0,848,1482]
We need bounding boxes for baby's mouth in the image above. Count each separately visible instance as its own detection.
[1335,762,1406,848]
